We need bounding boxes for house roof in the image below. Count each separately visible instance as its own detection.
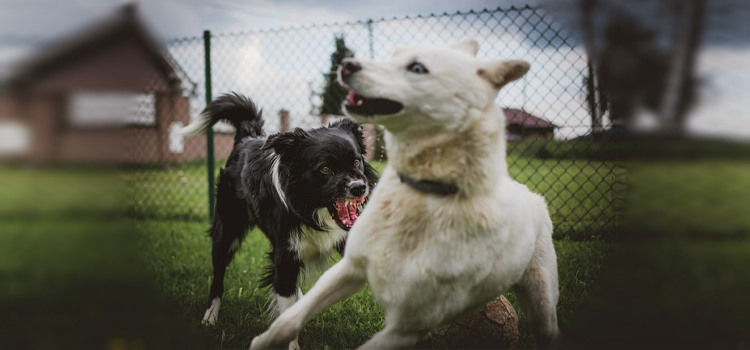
[503,108,558,129]
[1,4,195,94]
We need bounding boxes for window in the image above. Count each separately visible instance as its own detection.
[69,92,156,126]
[0,120,31,154]
[169,121,184,154]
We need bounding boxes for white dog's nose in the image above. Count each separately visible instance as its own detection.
[340,59,362,81]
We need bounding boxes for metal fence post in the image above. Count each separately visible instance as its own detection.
[367,19,374,59]
[203,30,215,221]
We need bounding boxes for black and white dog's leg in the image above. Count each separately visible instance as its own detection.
[204,220,250,325]
[203,168,251,325]
[203,234,236,325]
[271,249,303,350]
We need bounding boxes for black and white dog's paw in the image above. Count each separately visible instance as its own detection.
[202,297,221,325]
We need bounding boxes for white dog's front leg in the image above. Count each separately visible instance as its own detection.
[512,232,560,350]
[250,259,365,350]
[275,289,302,350]
[357,327,424,350]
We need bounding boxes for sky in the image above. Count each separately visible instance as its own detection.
[0,0,747,140]
[0,0,536,69]
[0,0,534,46]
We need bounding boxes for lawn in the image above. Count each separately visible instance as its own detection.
[129,154,616,348]
[4,149,749,349]
[135,220,609,349]
[2,154,617,349]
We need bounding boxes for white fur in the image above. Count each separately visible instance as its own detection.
[178,112,209,135]
[229,238,241,253]
[272,290,302,350]
[271,156,290,209]
[202,297,221,325]
[292,209,347,271]
[252,40,559,350]
[275,289,302,317]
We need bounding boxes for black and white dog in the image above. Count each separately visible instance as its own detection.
[182,93,377,345]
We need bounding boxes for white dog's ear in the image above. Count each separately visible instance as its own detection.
[450,39,479,56]
[478,59,530,88]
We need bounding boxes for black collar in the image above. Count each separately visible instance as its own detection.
[398,172,459,196]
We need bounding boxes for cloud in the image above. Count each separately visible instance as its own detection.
[687,47,750,140]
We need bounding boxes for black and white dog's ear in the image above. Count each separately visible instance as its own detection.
[262,127,310,154]
[333,119,367,155]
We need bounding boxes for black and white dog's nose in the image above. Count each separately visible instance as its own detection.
[340,59,362,81]
[348,180,367,197]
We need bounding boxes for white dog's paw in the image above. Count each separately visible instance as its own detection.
[288,338,300,350]
[201,297,221,325]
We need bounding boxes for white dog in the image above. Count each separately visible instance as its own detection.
[250,39,559,350]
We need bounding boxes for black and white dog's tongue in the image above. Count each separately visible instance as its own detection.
[334,198,364,228]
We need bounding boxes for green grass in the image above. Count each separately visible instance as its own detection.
[0,167,218,349]
[135,220,610,349]
[0,166,124,219]
[623,160,750,237]
[124,155,616,348]
[6,144,750,348]
[1,156,617,349]
[0,218,217,350]
[135,221,386,349]
[562,239,750,349]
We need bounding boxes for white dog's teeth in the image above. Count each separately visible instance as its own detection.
[356,100,363,106]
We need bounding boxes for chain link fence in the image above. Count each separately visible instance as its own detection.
[130,6,616,239]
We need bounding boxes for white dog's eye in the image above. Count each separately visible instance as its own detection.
[407,62,429,74]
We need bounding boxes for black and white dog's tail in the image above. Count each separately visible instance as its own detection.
[180,92,265,143]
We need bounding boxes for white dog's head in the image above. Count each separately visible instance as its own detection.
[338,39,529,133]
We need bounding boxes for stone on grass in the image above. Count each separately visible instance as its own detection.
[421,295,520,349]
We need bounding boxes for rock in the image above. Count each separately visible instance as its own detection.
[421,295,520,349]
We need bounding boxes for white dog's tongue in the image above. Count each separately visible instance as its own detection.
[335,199,359,227]
[346,92,356,104]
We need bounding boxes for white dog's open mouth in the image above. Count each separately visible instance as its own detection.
[344,92,403,116]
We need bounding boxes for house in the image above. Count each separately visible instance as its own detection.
[0,5,232,165]
[503,108,557,140]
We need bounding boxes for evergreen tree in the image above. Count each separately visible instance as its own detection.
[319,35,354,116]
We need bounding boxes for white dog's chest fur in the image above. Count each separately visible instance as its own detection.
[346,167,547,330]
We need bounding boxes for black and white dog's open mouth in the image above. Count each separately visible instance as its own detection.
[344,92,403,116]
[328,197,366,230]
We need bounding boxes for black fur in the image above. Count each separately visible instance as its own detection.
[201,93,378,309]
[197,92,265,143]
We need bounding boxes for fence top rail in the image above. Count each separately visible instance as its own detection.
[165,5,542,44]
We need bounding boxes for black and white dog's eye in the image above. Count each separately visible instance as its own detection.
[354,160,361,167]
[321,166,331,174]
[407,62,429,74]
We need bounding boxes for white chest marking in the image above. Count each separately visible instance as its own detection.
[271,155,289,209]
[290,209,347,269]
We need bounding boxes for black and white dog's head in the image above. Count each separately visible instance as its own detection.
[262,119,377,231]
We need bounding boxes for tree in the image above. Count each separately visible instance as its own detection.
[579,0,702,135]
[319,35,354,116]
